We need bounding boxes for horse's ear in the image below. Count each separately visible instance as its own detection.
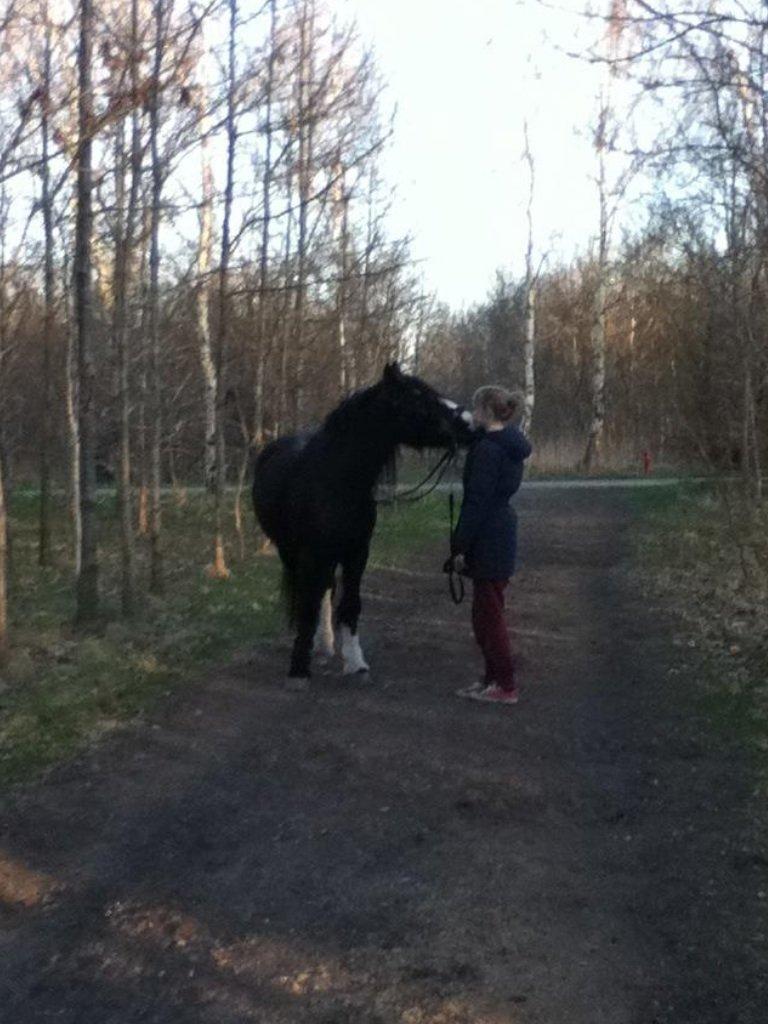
[382,361,403,384]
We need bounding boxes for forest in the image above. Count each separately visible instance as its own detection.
[0,0,767,638]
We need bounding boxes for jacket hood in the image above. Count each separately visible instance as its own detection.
[483,423,532,462]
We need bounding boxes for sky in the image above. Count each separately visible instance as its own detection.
[2,0,620,314]
[331,0,610,308]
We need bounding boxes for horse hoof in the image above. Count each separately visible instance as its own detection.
[286,677,310,692]
[344,668,371,683]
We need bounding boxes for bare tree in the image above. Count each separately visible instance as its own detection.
[0,437,6,659]
[0,183,8,659]
[37,0,55,567]
[195,26,216,497]
[74,0,99,622]
[208,0,238,580]
[582,98,609,473]
[253,0,278,447]
[582,1,626,472]
[522,119,536,432]
[146,0,165,594]
[289,0,315,431]
[110,0,144,614]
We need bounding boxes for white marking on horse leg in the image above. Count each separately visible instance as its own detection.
[460,409,473,425]
[340,624,369,675]
[440,398,458,411]
[314,589,335,659]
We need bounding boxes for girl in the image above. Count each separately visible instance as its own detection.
[450,386,532,705]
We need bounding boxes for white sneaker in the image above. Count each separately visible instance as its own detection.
[465,684,520,705]
[455,679,488,698]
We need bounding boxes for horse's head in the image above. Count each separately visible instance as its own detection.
[378,362,475,450]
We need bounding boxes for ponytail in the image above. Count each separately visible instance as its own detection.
[472,385,523,425]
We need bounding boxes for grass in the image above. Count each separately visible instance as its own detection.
[629,480,768,764]
[0,487,449,787]
[0,488,284,786]
[7,475,762,790]
[527,438,688,479]
[371,494,448,567]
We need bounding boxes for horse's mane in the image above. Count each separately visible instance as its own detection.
[322,384,379,436]
[320,382,397,486]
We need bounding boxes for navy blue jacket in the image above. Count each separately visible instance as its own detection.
[452,424,532,580]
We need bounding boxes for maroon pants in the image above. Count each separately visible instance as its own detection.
[471,580,516,691]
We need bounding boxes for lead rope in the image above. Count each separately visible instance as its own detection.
[376,449,454,506]
[447,487,465,605]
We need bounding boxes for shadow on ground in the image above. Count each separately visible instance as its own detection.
[0,488,765,1024]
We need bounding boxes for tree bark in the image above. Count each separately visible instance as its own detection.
[195,45,217,495]
[291,0,315,431]
[0,442,6,659]
[254,0,277,447]
[62,241,82,574]
[334,169,350,394]
[522,120,536,432]
[136,205,151,537]
[74,0,99,622]
[147,0,164,593]
[208,0,237,580]
[0,196,8,657]
[583,274,607,473]
[582,91,610,474]
[235,0,278,553]
[38,3,54,568]
[277,163,294,436]
[111,0,142,615]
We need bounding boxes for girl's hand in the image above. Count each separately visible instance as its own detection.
[443,554,466,575]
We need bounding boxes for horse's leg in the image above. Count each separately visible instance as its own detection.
[337,544,370,676]
[289,556,334,680]
[313,579,336,661]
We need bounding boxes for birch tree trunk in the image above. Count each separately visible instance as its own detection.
[582,91,610,473]
[74,0,99,622]
[334,169,350,394]
[277,163,294,436]
[356,173,376,391]
[582,2,625,473]
[111,0,142,614]
[254,0,277,446]
[234,0,278,554]
[38,3,54,567]
[521,120,536,432]
[147,0,164,593]
[628,310,638,449]
[208,0,237,580]
[0,442,6,658]
[136,205,150,536]
[291,0,315,431]
[195,44,216,495]
[583,270,607,473]
[0,199,7,656]
[62,242,82,574]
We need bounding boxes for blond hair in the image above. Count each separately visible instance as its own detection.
[472,385,523,425]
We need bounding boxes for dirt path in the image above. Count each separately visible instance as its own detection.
[1,488,766,1024]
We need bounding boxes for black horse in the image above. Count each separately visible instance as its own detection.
[253,362,474,681]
